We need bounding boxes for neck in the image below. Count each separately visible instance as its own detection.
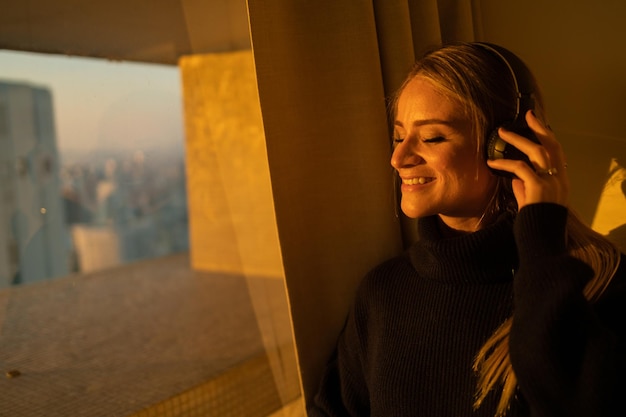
[436,183,505,235]
[436,214,486,237]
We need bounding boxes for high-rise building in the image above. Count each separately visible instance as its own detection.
[0,80,69,287]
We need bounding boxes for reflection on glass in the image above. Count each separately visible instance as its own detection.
[0,51,187,288]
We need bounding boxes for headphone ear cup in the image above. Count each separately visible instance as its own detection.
[485,124,538,178]
[485,126,527,179]
[486,128,506,161]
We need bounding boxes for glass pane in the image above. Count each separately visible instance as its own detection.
[0,51,187,287]
[0,49,302,417]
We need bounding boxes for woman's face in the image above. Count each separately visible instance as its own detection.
[391,76,496,231]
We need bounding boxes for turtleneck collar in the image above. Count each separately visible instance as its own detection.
[407,213,518,284]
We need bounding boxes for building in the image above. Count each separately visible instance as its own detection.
[0,80,69,287]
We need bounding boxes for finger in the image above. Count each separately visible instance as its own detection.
[525,110,552,137]
[496,126,551,170]
[487,158,568,207]
[525,111,567,171]
[487,157,541,183]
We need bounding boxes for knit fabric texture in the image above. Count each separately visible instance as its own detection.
[310,203,626,417]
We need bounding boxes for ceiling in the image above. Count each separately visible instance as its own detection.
[0,0,251,65]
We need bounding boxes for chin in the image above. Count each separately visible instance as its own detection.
[400,203,434,219]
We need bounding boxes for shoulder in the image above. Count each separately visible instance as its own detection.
[357,253,414,294]
[346,253,417,340]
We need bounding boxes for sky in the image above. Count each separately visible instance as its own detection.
[0,50,185,161]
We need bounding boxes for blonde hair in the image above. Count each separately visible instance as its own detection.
[393,43,621,416]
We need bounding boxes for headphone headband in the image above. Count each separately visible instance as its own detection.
[473,42,540,176]
[473,42,535,123]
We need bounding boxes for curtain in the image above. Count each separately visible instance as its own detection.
[246,0,478,408]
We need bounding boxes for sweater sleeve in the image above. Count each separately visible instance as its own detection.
[308,290,371,417]
[509,203,626,417]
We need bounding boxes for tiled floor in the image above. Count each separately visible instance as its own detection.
[0,253,301,416]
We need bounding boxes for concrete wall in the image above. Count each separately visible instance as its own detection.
[179,50,301,409]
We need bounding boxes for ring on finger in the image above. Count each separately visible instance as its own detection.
[536,167,558,176]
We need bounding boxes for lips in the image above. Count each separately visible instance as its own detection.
[402,177,434,185]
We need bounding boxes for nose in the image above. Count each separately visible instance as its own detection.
[391,139,423,170]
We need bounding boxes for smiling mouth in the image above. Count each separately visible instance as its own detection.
[402,177,434,185]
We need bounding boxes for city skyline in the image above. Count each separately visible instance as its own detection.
[0,51,190,286]
[0,49,185,162]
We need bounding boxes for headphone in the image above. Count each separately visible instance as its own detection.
[474,42,540,177]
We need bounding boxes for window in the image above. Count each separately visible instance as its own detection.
[0,51,187,286]
[0,49,302,417]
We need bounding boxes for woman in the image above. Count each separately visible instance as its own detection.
[309,42,626,417]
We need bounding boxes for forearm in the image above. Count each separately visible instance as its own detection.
[510,204,625,416]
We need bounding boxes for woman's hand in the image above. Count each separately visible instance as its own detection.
[487,110,569,210]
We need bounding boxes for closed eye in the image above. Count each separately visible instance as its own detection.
[392,137,404,149]
[423,136,445,143]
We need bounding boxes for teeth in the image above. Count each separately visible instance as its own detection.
[403,177,431,185]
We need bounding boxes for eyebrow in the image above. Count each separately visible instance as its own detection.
[394,118,457,128]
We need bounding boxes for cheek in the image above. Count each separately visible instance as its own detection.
[439,151,469,179]
[443,151,486,186]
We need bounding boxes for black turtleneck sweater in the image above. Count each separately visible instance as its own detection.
[309,204,626,417]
